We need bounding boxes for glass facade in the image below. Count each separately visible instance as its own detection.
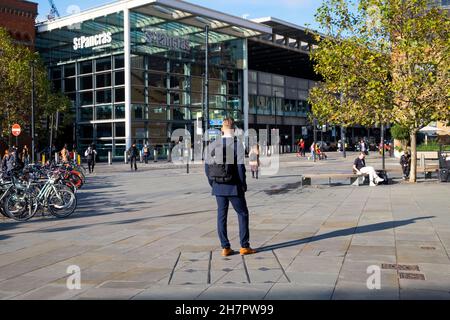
[36,4,252,160]
[248,70,314,118]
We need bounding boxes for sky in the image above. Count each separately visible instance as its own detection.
[35,0,325,30]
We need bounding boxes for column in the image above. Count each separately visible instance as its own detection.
[124,7,132,150]
[291,125,295,151]
[243,39,249,148]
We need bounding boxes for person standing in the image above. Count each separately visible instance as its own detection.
[60,144,69,163]
[353,152,384,187]
[205,118,256,257]
[22,145,30,166]
[249,144,260,179]
[1,149,9,174]
[360,139,368,155]
[128,143,139,171]
[85,144,97,174]
[309,141,316,161]
[400,150,411,180]
[143,144,150,164]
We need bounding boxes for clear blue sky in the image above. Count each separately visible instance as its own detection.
[35,0,324,30]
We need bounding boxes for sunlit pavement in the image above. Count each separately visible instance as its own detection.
[0,153,449,300]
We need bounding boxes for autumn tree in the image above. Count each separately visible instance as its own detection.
[309,0,450,182]
[0,27,70,152]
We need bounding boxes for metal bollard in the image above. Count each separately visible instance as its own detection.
[77,154,81,165]
[55,152,59,163]
[42,154,45,165]
[124,151,128,164]
[154,149,158,162]
[140,150,143,163]
[108,151,112,165]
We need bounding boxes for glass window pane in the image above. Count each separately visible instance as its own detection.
[272,75,284,87]
[96,89,112,104]
[80,61,92,74]
[51,68,61,79]
[64,78,76,92]
[80,75,93,90]
[149,73,166,88]
[131,69,145,86]
[115,122,125,137]
[52,79,62,91]
[96,57,111,72]
[115,71,124,86]
[148,56,167,71]
[96,105,112,120]
[149,89,166,104]
[64,64,75,77]
[80,91,93,106]
[114,55,124,69]
[115,104,125,119]
[80,107,93,121]
[97,123,112,138]
[115,88,125,103]
[96,73,112,88]
[79,125,93,139]
[131,86,145,103]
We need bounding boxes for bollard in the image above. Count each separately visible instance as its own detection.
[154,149,158,162]
[124,151,128,164]
[42,154,45,165]
[77,154,81,165]
[140,150,143,163]
[55,152,59,163]
[108,151,112,165]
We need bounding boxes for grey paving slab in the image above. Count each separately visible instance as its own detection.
[1,153,449,299]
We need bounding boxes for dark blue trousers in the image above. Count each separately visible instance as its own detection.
[215,196,250,249]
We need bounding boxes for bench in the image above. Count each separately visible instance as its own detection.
[301,173,370,188]
[417,152,440,179]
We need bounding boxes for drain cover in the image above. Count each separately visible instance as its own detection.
[381,264,420,271]
[399,273,425,280]
[420,246,436,250]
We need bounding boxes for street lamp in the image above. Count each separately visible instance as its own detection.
[30,60,36,164]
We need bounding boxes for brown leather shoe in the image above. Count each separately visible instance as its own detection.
[239,247,257,255]
[221,248,234,257]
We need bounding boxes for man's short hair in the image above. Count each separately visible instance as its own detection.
[360,151,366,156]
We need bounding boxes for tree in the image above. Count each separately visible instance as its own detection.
[0,27,70,152]
[309,0,450,182]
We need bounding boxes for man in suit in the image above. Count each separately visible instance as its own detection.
[205,118,256,257]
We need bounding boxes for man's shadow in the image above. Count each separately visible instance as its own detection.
[257,216,435,252]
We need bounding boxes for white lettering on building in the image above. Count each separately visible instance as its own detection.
[144,29,191,52]
[73,32,112,50]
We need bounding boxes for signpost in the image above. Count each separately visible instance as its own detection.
[12,124,21,147]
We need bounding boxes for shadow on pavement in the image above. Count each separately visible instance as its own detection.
[257,216,435,252]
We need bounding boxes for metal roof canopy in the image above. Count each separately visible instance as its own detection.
[37,0,272,38]
[251,17,323,44]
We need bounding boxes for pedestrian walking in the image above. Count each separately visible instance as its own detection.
[85,144,97,173]
[249,144,260,179]
[205,118,256,257]
[400,150,411,180]
[128,143,139,171]
[309,141,316,161]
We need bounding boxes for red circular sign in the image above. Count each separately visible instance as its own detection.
[12,124,21,137]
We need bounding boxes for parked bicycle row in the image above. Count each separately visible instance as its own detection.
[0,159,86,222]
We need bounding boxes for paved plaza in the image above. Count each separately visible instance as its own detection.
[0,153,449,300]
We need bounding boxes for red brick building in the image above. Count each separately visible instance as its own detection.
[0,0,38,48]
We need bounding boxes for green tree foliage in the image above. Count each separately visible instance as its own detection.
[309,0,450,182]
[390,124,410,141]
[0,27,70,144]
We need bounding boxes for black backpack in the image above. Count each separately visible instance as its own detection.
[208,141,237,184]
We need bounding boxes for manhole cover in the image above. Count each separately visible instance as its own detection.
[399,273,425,280]
[381,264,420,271]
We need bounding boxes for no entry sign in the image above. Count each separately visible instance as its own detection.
[12,124,21,137]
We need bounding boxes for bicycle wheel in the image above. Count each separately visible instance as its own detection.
[47,185,77,218]
[3,190,37,221]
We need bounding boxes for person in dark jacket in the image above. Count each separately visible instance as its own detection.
[128,143,139,171]
[205,118,256,257]
[85,144,97,173]
[400,150,411,180]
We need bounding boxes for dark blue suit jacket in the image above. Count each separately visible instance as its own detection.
[205,137,247,197]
